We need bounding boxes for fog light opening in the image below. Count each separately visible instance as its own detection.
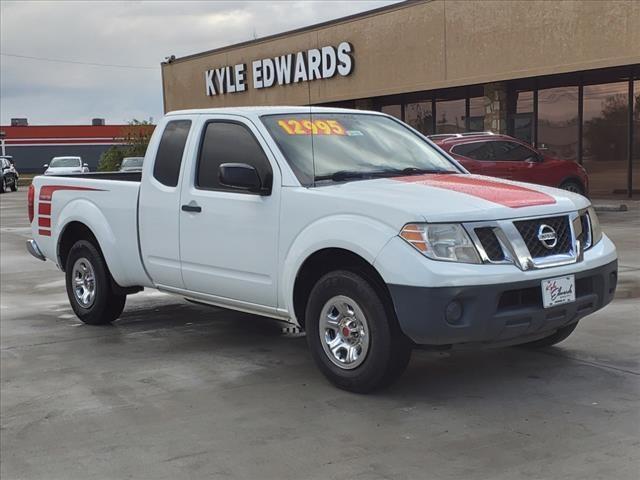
[445,299,464,325]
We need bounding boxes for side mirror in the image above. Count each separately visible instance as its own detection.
[43,164,49,168]
[83,163,89,167]
[219,163,270,195]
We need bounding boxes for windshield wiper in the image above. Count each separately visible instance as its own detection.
[315,170,389,182]
[397,167,457,175]
[315,167,457,183]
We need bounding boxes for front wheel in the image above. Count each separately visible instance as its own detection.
[10,178,18,191]
[0,177,6,193]
[65,240,126,325]
[559,180,585,196]
[305,270,412,393]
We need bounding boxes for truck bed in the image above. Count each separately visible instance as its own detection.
[30,173,151,288]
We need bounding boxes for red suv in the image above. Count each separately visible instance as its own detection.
[430,133,589,196]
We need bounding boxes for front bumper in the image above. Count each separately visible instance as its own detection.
[388,260,617,346]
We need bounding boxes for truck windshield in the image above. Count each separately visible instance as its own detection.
[261,113,459,186]
[50,157,81,167]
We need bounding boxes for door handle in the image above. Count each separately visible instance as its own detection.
[181,203,202,213]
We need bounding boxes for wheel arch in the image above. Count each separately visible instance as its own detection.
[292,247,396,330]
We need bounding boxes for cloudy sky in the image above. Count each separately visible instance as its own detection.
[1,0,398,125]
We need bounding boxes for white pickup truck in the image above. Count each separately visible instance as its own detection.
[27,107,618,392]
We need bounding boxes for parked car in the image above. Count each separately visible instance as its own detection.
[44,156,89,175]
[0,155,19,180]
[430,132,589,195]
[26,107,617,392]
[1,156,18,193]
[119,156,144,172]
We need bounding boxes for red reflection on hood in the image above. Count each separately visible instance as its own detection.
[394,174,556,208]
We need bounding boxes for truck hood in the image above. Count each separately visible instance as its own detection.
[316,174,590,222]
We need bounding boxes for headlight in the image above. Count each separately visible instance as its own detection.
[400,223,481,264]
[587,206,602,246]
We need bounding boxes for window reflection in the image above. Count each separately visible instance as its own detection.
[468,97,485,131]
[405,101,433,135]
[381,104,402,120]
[435,99,465,134]
[634,80,640,194]
[537,86,579,162]
[509,91,534,145]
[583,82,628,196]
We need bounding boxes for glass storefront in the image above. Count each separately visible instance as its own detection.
[333,65,639,197]
[582,82,629,196]
[537,86,579,162]
[468,97,485,131]
[405,101,433,135]
[435,99,465,134]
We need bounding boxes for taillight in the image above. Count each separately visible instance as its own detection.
[28,184,35,223]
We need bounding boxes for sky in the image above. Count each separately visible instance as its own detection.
[0,0,399,126]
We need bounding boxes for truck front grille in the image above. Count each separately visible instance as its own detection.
[513,215,572,258]
[474,227,505,261]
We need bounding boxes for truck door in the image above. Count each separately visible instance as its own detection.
[178,116,280,308]
[139,117,193,288]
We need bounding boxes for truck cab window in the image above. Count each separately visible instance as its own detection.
[153,120,191,187]
[196,121,272,192]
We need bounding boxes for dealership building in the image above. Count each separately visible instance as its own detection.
[161,0,640,197]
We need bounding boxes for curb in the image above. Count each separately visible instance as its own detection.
[593,204,628,212]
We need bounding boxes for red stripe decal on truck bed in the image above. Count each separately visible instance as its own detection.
[39,185,104,202]
[38,202,51,216]
[394,174,556,208]
[38,216,51,228]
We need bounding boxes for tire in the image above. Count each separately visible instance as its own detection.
[65,240,126,325]
[519,322,578,348]
[559,180,585,196]
[305,269,412,393]
[10,178,18,192]
[0,177,5,193]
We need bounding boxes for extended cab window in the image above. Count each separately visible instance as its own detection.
[153,120,191,187]
[490,141,538,161]
[451,142,493,161]
[196,121,272,192]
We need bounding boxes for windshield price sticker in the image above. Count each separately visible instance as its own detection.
[277,119,346,136]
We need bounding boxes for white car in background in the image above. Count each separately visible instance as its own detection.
[44,156,89,175]
[119,156,144,172]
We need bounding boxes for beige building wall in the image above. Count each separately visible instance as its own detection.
[161,0,640,112]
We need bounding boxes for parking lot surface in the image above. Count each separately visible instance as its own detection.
[1,190,639,480]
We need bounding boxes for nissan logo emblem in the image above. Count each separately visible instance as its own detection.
[537,224,558,249]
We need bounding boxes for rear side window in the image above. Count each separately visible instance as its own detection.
[451,141,493,161]
[153,120,191,187]
[196,121,272,192]
[490,141,537,161]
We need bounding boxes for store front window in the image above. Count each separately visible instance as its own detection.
[435,98,465,134]
[634,80,640,194]
[537,86,579,162]
[405,101,433,135]
[509,91,534,145]
[582,82,629,196]
[468,97,485,132]
[381,104,402,119]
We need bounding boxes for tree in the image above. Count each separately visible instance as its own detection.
[97,119,155,171]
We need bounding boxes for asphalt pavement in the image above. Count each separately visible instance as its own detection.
[1,189,639,480]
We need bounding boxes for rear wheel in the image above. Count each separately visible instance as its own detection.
[559,180,585,196]
[65,240,126,325]
[305,270,412,393]
[519,322,578,348]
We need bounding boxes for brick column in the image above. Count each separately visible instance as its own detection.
[483,82,508,134]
